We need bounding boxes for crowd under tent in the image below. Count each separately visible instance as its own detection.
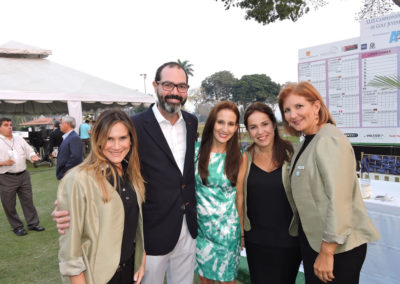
[0,41,154,128]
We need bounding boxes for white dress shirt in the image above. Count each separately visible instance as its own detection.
[0,134,36,174]
[152,104,187,174]
[62,129,74,140]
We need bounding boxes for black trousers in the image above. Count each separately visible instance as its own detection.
[299,225,367,284]
[245,240,302,284]
[108,254,135,284]
[0,171,40,230]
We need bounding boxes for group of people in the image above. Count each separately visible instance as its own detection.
[49,61,380,284]
[0,113,91,237]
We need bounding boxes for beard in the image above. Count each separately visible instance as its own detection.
[157,92,187,114]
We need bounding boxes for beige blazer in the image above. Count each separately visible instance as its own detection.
[57,167,145,284]
[282,123,380,254]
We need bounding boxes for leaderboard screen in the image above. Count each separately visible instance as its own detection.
[298,13,400,144]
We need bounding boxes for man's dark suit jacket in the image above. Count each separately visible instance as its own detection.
[131,106,198,255]
[56,130,83,180]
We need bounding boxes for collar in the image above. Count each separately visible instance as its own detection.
[62,129,74,140]
[0,133,13,140]
[152,104,184,124]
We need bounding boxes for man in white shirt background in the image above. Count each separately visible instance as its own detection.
[0,117,45,236]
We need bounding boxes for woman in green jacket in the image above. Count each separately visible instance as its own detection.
[57,109,146,284]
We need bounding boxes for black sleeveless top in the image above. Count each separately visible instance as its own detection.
[245,164,299,247]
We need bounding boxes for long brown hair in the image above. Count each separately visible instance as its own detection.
[278,81,335,136]
[79,109,145,203]
[198,101,241,186]
[244,102,293,166]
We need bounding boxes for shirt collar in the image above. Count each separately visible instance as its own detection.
[62,129,74,140]
[0,133,13,140]
[152,104,184,124]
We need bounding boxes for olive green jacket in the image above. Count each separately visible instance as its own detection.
[282,123,380,253]
[57,167,145,284]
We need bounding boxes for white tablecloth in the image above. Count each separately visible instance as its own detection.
[361,180,400,284]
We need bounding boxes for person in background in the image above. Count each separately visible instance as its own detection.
[0,117,45,236]
[278,81,380,284]
[195,101,242,284]
[236,102,301,284]
[56,116,83,180]
[79,119,91,157]
[57,109,146,284]
[46,120,63,164]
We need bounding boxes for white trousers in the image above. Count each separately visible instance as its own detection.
[142,216,196,284]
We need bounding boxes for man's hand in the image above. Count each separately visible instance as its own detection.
[51,200,71,234]
[31,155,40,162]
[1,159,15,166]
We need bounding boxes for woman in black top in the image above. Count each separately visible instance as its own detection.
[236,102,301,284]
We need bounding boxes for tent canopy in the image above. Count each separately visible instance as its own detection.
[0,41,154,128]
[19,116,54,126]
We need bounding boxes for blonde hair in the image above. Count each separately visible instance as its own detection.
[278,81,335,136]
[79,109,145,203]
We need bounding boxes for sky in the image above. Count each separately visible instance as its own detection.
[1,0,398,96]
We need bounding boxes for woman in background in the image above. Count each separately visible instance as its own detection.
[236,102,301,284]
[278,82,380,283]
[195,101,242,284]
[57,109,146,284]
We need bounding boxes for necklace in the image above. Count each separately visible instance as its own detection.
[0,136,14,151]
[253,147,278,173]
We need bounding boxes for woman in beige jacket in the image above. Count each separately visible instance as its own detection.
[57,109,146,284]
[278,82,380,284]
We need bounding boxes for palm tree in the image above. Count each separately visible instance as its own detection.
[177,59,194,77]
[369,75,400,89]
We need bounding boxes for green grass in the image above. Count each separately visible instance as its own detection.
[0,163,60,284]
[0,163,303,284]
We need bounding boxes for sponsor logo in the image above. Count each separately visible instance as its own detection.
[344,133,358,138]
[365,134,384,138]
[370,42,375,49]
[389,30,400,43]
[343,44,358,52]
[361,43,368,50]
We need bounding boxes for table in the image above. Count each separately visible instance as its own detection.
[361,179,400,284]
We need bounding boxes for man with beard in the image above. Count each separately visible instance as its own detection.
[130,62,198,283]
[52,62,198,283]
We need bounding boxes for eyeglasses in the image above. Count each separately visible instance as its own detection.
[157,81,189,93]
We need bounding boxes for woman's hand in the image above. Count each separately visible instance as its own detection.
[314,241,337,283]
[134,252,146,283]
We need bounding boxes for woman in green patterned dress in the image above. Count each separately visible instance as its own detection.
[195,101,242,284]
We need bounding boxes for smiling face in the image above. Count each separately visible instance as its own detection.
[212,108,238,147]
[282,93,321,135]
[153,66,188,114]
[247,111,275,150]
[102,122,131,167]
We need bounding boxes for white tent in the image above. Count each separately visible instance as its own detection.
[0,41,154,128]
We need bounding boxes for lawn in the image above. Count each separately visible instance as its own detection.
[0,164,60,284]
[0,163,304,284]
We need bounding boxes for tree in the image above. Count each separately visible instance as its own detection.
[232,74,281,109]
[369,75,400,89]
[134,103,147,114]
[177,59,194,77]
[215,0,400,24]
[201,71,238,102]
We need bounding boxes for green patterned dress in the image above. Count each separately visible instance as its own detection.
[194,143,241,281]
